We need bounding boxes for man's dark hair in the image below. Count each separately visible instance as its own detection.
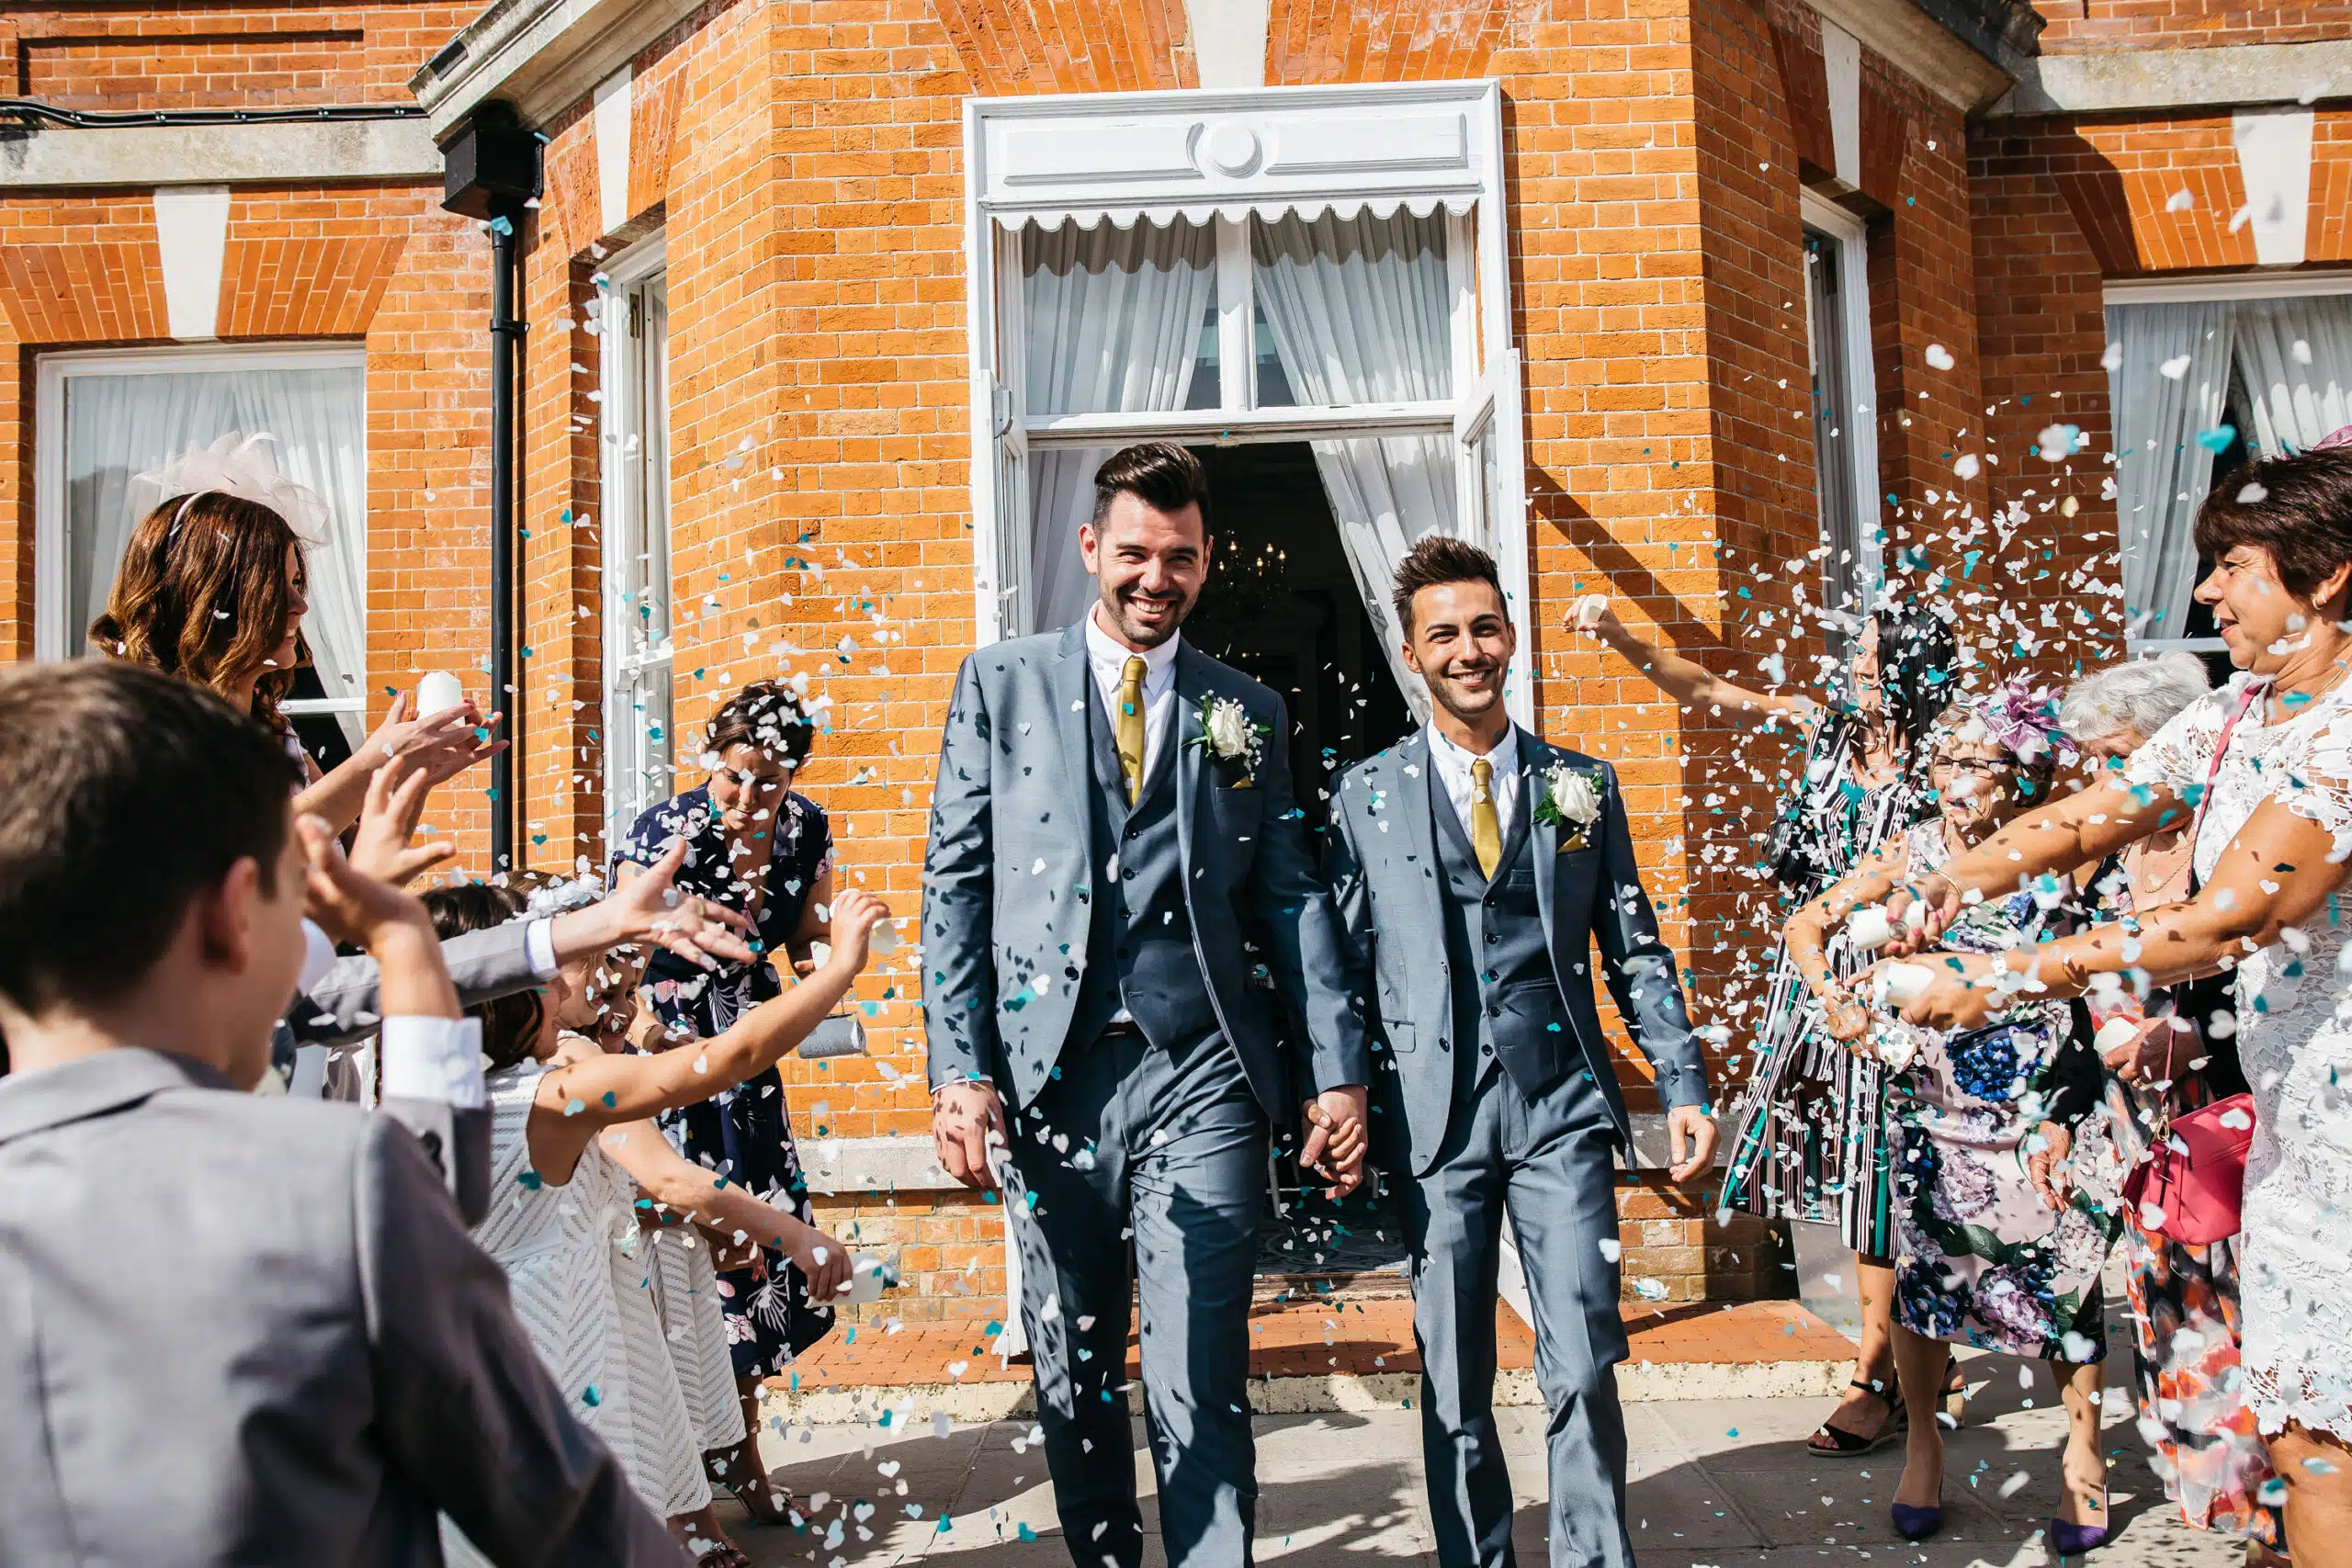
[1391,535,1508,637]
[0,660,299,1014]
[2195,447,2352,604]
[1091,441,1210,533]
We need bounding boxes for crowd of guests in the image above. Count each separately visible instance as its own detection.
[1586,443,2352,1562]
[10,425,2352,1567]
[0,444,871,1566]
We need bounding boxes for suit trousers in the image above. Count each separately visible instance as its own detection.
[1408,1062,1633,1568]
[1004,1031,1267,1568]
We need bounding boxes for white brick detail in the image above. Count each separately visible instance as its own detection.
[152,185,232,342]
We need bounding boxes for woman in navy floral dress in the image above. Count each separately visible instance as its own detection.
[1783,682,2118,1550]
[615,682,842,1478]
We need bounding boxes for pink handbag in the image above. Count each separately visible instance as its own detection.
[2116,683,2264,1247]
[2120,1092,2255,1245]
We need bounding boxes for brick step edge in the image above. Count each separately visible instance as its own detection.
[758,1357,1849,1427]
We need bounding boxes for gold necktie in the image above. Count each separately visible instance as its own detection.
[1115,656,1147,805]
[1470,756,1502,878]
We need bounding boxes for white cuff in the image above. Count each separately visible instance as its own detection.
[379,1017,486,1111]
[525,918,560,980]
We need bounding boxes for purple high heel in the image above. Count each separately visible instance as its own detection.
[1890,1499,1942,1541]
[2051,1487,2110,1555]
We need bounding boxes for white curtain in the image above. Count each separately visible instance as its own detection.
[64,362,368,742]
[2235,296,2352,456]
[1252,211,1455,704]
[2106,301,2233,641]
[1023,219,1216,633]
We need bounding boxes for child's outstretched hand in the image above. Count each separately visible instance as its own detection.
[822,889,890,973]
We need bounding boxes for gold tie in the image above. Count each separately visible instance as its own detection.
[1115,656,1148,805]
[1469,756,1502,879]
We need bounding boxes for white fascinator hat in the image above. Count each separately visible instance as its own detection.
[130,433,334,546]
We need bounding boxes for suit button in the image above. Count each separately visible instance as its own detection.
[1122,868,1135,880]
[1485,931,1498,944]
[1124,825,1139,840]
[1487,1003,1501,1019]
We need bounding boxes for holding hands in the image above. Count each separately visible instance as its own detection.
[1300,1084,1370,1199]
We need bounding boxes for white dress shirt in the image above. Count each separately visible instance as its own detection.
[1427,723,1521,844]
[1084,607,1182,784]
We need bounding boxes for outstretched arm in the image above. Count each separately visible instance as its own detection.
[1575,598,1822,729]
[1883,792,2352,1033]
[1885,775,2192,949]
[533,891,887,1130]
[1783,840,1912,1046]
[598,1119,852,1304]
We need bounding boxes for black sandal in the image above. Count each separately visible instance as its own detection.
[1807,1378,1905,1456]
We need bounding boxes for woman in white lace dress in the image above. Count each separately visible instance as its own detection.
[1874,446,2352,1561]
[422,880,885,1564]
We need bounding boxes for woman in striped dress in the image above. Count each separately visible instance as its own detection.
[1579,597,1957,1455]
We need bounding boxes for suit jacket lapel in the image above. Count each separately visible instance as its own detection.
[1397,729,1437,890]
[1051,622,1093,807]
[1523,727,1562,956]
[1173,643,1208,880]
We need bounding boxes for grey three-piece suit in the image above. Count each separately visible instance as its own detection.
[923,620,1366,1568]
[0,1047,682,1567]
[1326,727,1707,1568]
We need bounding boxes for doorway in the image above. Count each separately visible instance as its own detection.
[1181,441,1417,1281]
[1183,442,1414,831]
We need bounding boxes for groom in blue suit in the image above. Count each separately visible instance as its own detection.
[1327,537,1716,1568]
[922,442,1369,1568]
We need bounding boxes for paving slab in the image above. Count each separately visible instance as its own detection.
[718,1376,2246,1568]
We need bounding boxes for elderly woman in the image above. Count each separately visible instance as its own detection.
[1786,682,2116,1548]
[2062,658,2284,1556]
[1879,446,2352,1565]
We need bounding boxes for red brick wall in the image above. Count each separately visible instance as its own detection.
[14,0,2288,1319]
[0,3,481,111]
[2030,0,2352,51]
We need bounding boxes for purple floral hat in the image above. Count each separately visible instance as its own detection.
[1971,674,2078,769]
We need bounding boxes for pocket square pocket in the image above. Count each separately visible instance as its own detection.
[1558,828,1592,854]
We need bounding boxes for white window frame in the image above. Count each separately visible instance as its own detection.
[963,80,1532,723]
[2102,267,2352,655]
[597,232,674,854]
[34,341,368,724]
[1798,188,1882,622]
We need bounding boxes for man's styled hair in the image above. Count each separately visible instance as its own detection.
[1391,535,1508,637]
[0,661,299,1014]
[1091,441,1211,532]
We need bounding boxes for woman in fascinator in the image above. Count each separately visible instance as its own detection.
[91,433,503,830]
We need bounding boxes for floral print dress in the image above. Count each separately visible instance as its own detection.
[617,784,837,1381]
[1885,822,2119,1360]
[2070,852,2281,1547]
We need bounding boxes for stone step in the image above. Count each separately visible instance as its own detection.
[764,1297,1856,1426]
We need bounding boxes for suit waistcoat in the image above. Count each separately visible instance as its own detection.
[1067,679,1222,1055]
[1431,777,1574,1098]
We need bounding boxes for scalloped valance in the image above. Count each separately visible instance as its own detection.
[968,81,1499,234]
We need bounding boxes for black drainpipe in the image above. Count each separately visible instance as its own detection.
[439,101,541,872]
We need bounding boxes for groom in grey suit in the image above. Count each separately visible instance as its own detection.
[923,442,1369,1568]
[1327,538,1716,1568]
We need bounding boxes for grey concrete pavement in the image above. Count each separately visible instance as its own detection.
[714,1356,2246,1567]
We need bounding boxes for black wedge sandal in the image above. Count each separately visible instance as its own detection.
[1806,1378,1906,1457]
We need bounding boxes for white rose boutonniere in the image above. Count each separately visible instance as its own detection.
[1532,762,1604,852]
[1189,694,1272,781]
